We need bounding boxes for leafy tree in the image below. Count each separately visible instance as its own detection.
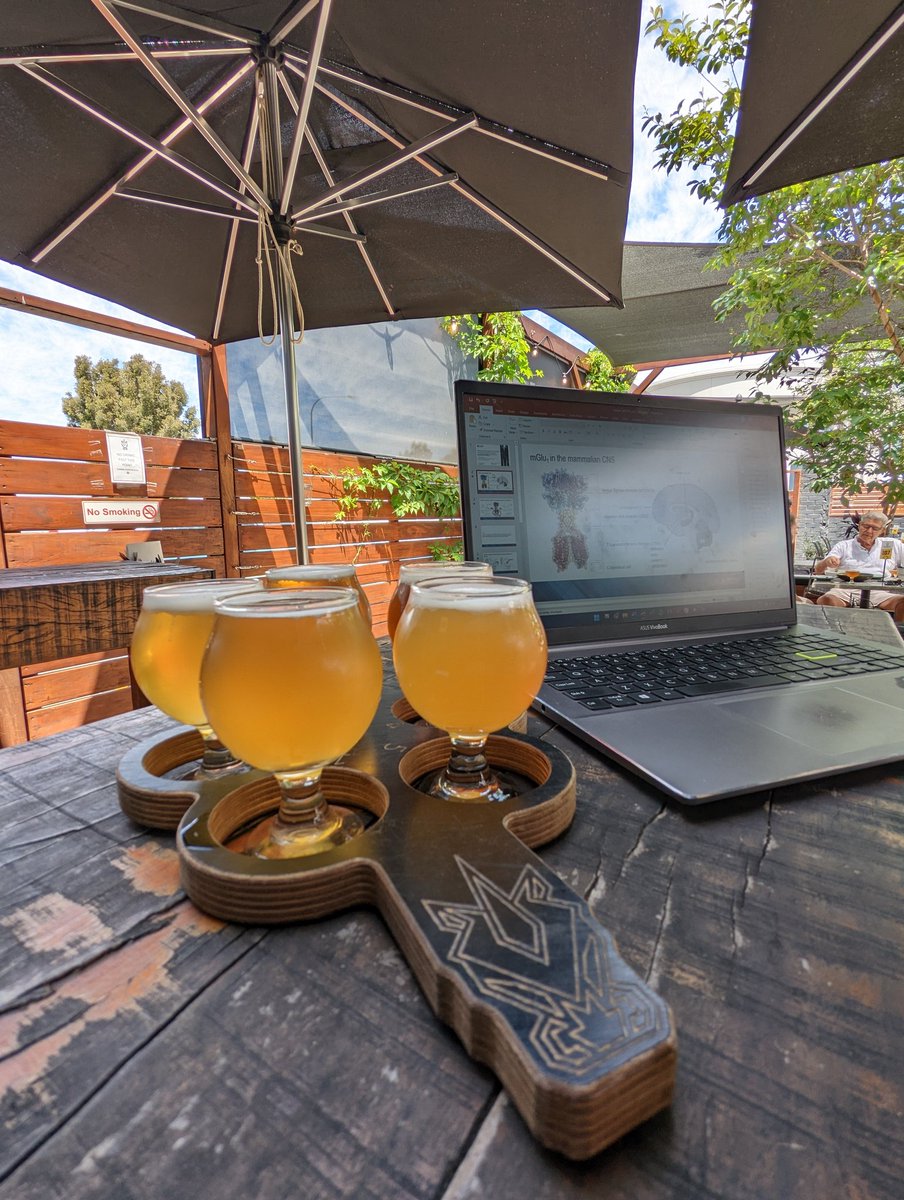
[62,353,200,438]
[643,2,904,506]
[441,314,634,393]
[581,347,636,392]
[441,313,543,383]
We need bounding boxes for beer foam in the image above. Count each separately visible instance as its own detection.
[266,564,355,581]
[214,587,358,618]
[408,579,531,611]
[141,579,261,613]
[399,562,492,585]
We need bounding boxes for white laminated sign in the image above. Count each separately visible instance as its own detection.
[82,499,160,525]
[105,430,147,484]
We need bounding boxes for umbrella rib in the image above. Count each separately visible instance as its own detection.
[23,59,259,263]
[115,188,259,221]
[742,7,904,190]
[108,0,257,44]
[290,111,478,220]
[91,0,269,209]
[120,184,366,240]
[277,69,396,317]
[282,50,624,185]
[280,0,333,214]
[293,174,458,222]
[213,101,260,343]
[271,1,324,50]
[295,68,616,305]
[0,43,248,66]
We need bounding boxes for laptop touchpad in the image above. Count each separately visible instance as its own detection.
[717,687,899,753]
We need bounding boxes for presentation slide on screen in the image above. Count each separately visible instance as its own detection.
[518,438,756,583]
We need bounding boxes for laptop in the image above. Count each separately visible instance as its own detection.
[455,380,904,803]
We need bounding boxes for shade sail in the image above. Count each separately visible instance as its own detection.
[723,0,904,205]
[547,243,746,367]
[0,0,641,343]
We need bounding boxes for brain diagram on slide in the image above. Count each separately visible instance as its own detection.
[522,440,743,580]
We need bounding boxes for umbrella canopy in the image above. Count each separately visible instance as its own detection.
[0,0,640,342]
[723,0,904,206]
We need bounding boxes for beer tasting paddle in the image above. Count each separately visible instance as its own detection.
[119,694,676,1160]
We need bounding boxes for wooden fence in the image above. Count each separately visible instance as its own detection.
[828,487,903,519]
[0,419,460,743]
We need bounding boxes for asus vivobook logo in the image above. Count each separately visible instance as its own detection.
[639,622,669,631]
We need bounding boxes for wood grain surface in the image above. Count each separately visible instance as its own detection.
[1,633,902,1198]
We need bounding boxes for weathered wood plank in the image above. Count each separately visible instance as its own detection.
[0,563,215,669]
[0,422,216,470]
[1,496,223,532]
[0,460,221,499]
[22,655,130,707]
[4,526,224,566]
[27,686,133,739]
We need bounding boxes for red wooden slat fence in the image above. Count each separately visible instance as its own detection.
[827,487,904,518]
[0,419,460,743]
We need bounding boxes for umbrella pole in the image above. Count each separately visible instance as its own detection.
[259,56,309,565]
[276,264,309,566]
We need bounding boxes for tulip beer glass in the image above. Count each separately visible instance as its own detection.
[264,562,371,623]
[386,560,492,640]
[200,588,382,858]
[129,577,263,778]
[393,577,547,801]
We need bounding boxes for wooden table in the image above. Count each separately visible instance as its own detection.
[2,623,902,1200]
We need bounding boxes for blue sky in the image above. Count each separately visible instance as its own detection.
[0,1,720,427]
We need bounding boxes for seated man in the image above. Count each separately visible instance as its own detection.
[815,510,904,620]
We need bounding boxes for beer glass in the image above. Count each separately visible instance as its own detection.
[264,562,371,623]
[200,588,382,858]
[393,577,547,801]
[386,560,492,640]
[130,577,263,779]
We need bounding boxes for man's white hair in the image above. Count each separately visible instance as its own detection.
[860,510,888,526]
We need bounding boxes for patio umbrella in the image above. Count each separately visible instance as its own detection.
[0,0,641,558]
[723,0,904,205]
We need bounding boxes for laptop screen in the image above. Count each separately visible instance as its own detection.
[455,381,796,645]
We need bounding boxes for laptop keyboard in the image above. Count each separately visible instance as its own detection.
[543,634,898,712]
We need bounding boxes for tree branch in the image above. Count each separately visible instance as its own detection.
[867,283,904,367]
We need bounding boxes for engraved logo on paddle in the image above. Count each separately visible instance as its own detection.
[424,856,669,1076]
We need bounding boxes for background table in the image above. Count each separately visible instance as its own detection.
[0,561,215,745]
[0,561,215,670]
[795,572,904,609]
[1,622,902,1200]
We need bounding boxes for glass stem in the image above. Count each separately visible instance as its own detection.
[274,769,335,832]
[446,735,492,790]
[198,725,240,771]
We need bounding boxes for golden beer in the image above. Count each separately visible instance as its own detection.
[264,562,371,623]
[130,578,262,730]
[386,560,492,639]
[393,578,547,737]
[201,590,382,775]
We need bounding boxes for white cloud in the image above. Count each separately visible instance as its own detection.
[628,0,725,242]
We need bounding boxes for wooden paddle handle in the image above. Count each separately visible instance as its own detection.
[374,832,676,1160]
